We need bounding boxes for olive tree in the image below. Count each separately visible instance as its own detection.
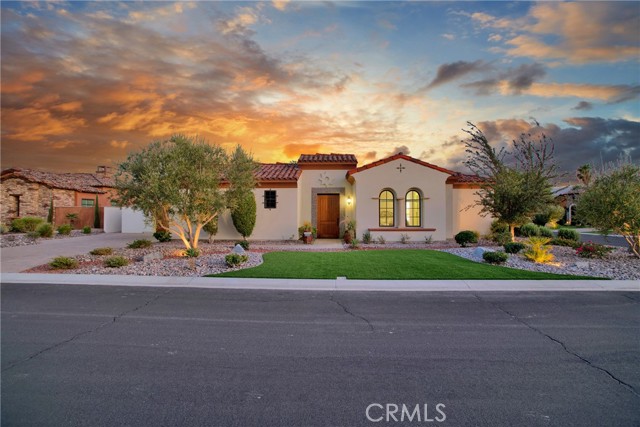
[115,135,256,251]
[578,160,640,258]
[462,122,559,239]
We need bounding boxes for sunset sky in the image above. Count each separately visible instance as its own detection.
[1,1,639,178]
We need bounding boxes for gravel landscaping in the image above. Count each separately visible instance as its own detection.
[18,235,639,279]
[1,229,105,248]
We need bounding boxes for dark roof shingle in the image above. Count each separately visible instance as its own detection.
[1,168,114,193]
[298,153,358,164]
[256,163,301,181]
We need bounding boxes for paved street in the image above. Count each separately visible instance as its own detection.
[2,284,639,426]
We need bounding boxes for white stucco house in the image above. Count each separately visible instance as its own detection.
[106,153,493,241]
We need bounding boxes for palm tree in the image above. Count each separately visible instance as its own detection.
[577,164,592,186]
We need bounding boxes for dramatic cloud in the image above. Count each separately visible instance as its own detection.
[471,2,640,63]
[384,145,411,157]
[573,101,593,111]
[463,62,546,95]
[425,60,489,90]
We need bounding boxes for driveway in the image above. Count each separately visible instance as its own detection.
[0,233,153,273]
[2,285,639,426]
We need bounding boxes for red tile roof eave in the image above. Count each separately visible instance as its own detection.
[346,154,458,178]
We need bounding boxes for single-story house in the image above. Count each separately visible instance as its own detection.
[1,166,116,225]
[108,153,492,241]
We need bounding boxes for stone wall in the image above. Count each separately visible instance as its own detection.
[1,178,74,224]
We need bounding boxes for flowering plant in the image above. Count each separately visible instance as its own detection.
[575,241,614,259]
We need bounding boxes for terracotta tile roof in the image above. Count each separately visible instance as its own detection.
[347,153,458,178]
[298,153,358,164]
[256,163,301,181]
[1,168,114,193]
[445,173,485,184]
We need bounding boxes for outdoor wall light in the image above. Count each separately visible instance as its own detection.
[347,196,353,205]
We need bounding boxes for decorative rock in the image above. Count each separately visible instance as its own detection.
[472,247,492,258]
[143,252,163,262]
[232,244,246,255]
[575,261,590,268]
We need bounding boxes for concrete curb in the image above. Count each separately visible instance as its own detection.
[1,273,638,292]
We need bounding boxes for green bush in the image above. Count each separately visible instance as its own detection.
[504,242,526,254]
[35,222,54,238]
[492,231,512,245]
[483,251,509,264]
[49,256,78,270]
[231,192,256,239]
[576,241,614,259]
[104,256,129,268]
[235,240,250,250]
[490,219,509,234]
[11,216,45,232]
[539,226,554,238]
[519,223,540,237]
[184,248,200,258]
[362,231,372,244]
[82,226,92,234]
[225,253,248,267]
[90,247,113,256]
[532,213,549,226]
[558,228,580,241]
[203,216,219,243]
[550,238,580,249]
[524,237,554,263]
[350,238,360,249]
[57,224,72,235]
[127,239,152,249]
[400,233,411,244]
[376,235,386,244]
[0,223,8,234]
[454,230,479,247]
[153,231,172,242]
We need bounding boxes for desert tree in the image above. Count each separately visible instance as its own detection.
[578,157,640,258]
[462,121,560,239]
[114,135,256,251]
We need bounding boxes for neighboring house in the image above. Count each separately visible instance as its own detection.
[1,166,115,224]
[110,152,492,241]
[552,185,582,224]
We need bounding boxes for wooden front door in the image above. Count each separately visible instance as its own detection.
[317,194,340,238]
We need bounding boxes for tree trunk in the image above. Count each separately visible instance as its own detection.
[509,224,515,241]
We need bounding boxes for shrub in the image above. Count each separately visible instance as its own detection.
[11,216,45,233]
[153,231,172,242]
[524,237,554,263]
[203,216,219,243]
[576,241,614,259]
[425,235,433,244]
[454,230,479,247]
[557,228,580,241]
[492,231,512,245]
[90,247,113,255]
[26,231,40,239]
[532,213,549,226]
[362,231,372,244]
[127,239,152,249]
[57,224,72,235]
[82,226,92,234]
[504,242,525,254]
[184,248,200,258]
[376,235,386,244]
[483,251,509,264]
[519,223,540,237]
[400,233,411,244]
[231,192,257,239]
[350,238,360,249]
[225,253,248,267]
[539,226,554,238]
[490,219,509,234]
[104,256,129,268]
[49,256,78,270]
[550,238,580,249]
[35,222,54,238]
[0,223,8,234]
[235,240,250,250]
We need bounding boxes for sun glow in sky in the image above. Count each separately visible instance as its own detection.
[1,1,639,176]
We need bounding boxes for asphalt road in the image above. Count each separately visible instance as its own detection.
[2,284,639,427]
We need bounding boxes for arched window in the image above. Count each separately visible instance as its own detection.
[405,190,421,227]
[379,190,395,227]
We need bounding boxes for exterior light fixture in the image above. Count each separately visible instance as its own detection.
[347,196,353,206]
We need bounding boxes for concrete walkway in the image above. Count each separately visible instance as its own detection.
[1,273,638,291]
[0,232,153,273]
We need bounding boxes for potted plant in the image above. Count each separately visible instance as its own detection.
[298,221,316,244]
[342,218,356,244]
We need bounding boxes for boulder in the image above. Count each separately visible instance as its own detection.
[472,247,493,258]
[232,244,246,255]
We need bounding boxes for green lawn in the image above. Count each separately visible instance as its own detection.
[211,250,596,280]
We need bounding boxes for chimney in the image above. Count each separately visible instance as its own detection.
[95,165,113,178]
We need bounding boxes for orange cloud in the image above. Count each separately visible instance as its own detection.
[2,108,86,141]
[282,143,326,159]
